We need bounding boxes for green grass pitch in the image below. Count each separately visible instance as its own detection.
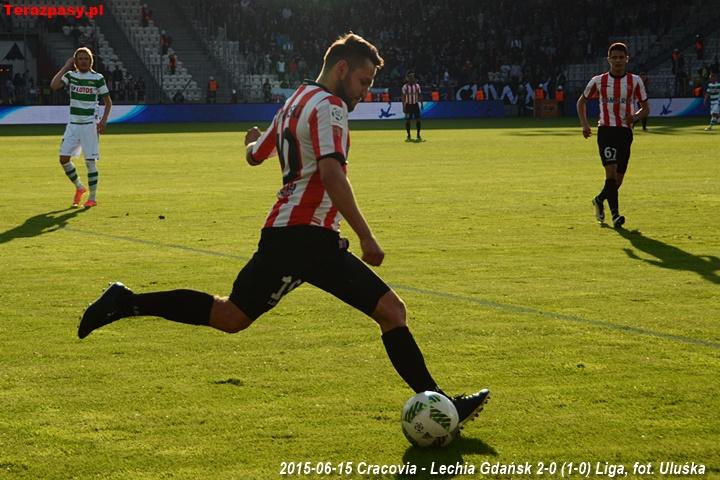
[1,118,718,479]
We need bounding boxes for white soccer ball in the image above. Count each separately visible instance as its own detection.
[401,391,459,447]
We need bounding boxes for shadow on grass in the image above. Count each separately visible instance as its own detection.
[396,436,497,479]
[632,124,711,135]
[503,129,578,136]
[0,207,87,245]
[615,228,720,284]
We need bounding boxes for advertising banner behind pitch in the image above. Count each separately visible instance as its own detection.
[0,101,505,125]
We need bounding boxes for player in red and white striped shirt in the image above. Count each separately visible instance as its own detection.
[78,33,490,428]
[402,71,423,141]
[577,42,649,228]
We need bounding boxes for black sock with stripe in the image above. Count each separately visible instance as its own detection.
[62,161,83,188]
[86,159,98,201]
[603,178,619,216]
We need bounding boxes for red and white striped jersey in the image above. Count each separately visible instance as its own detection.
[402,82,422,104]
[249,81,350,232]
[583,72,647,128]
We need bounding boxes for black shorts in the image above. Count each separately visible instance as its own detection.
[597,126,633,174]
[229,226,390,320]
[404,103,421,119]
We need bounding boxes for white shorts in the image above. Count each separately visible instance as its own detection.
[711,103,720,116]
[59,123,100,159]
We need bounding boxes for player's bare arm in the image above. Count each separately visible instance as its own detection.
[630,99,649,124]
[50,57,75,90]
[318,157,384,267]
[576,95,591,138]
[244,126,262,165]
[97,95,112,134]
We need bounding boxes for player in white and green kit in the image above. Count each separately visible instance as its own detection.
[50,47,112,207]
[704,72,720,131]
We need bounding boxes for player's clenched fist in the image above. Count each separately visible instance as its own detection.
[245,126,261,146]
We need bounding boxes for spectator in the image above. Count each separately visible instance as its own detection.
[124,78,133,102]
[28,83,38,104]
[141,4,152,27]
[671,48,684,75]
[13,72,25,103]
[262,78,272,102]
[136,77,146,102]
[169,52,177,75]
[207,76,218,103]
[288,56,298,84]
[695,34,704,60]
[112,65,123,85]
[276,57,286,81]
[500,82,517,104]
[672,49,686,96]
[676,68,688,97]
[160,30,171,55]
[5,78,16,104]
[555,85,565,115]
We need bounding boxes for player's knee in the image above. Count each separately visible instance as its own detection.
[59,156,70,165]
[372,291,407,331]
[210,297,253,333]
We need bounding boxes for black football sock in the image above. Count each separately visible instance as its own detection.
[382,326,439,393]
[604,178,619,216]
[597,180,608,202]
[416,121,422,137]
[118,290,213,325]
[405,121,411,137]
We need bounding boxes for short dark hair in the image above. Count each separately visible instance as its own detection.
[608,42,628,57]
[323,33,384,71]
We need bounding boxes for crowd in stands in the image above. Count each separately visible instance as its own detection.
[1,6,151,105]
[673,35,719,97]
[2,71,38,105]
[1,0,715,104]
[189,0,702,102]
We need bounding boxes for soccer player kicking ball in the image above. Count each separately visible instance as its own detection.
[78,33,489,430]
[577,42,648,228]
[50,47,112,207]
